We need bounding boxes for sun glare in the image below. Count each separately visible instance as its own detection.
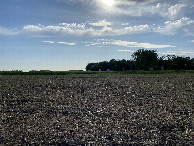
[101,0,115,7]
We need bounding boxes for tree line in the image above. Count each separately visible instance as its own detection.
[86,49,194,71]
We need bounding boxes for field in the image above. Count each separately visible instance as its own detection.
[0,74,193,145]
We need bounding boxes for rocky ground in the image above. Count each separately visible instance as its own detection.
[0,74,193,145]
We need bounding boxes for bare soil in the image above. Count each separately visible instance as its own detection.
[0,74,193,145]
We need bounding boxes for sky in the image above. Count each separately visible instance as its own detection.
[0,0,194,71]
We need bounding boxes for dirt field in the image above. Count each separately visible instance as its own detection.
[0,74,193,145]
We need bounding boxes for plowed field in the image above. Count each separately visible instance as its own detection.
[0,74,193,145]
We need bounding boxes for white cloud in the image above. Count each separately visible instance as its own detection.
[42,41,55,43]
[117,50,134,52]
[121,0,157,5]
[137,43,176,49]
[42,41,76,45]
[59,23,86,29]
[111,40,175,48]
[112,2,168,18]
[23,25,43,32]
[23,24,98,37]
[155,17,194,35]
[58,42,76,45]
[2,17,194,37]
[189,40,194,43]
[152,3,188,20]
[178,51,194,55]
[67,0,157,5]
[121,25,150,34]
[159,51,176,55]
[88,19,112,27]
[122,23,129,26]
[167,4,187,19]
[22,20,151,37]
[159,50,194,56]
[84,39,175,49]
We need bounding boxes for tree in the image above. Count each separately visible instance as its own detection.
[191,58,194,69]
[132,49,158,70]
[85,63,99,71]
[86,51,194,71]
[99,61,109,71]
[171,56,193,70]
[109,59,118,71]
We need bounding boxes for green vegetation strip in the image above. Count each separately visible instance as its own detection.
[1,70,194,75]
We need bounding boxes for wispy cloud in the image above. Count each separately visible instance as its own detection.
[178,50,194,55]
[23,23,107,37]
[117,50,134,52]
[0,26,19,36]
[110,40,175,49]
[42,41,76,45]
[58,42,76,45]
[115,0,157,5]
[93,0,191,20]
[189,40,194,43]
[58,0,193,21]
[84,39,176,49]
[159,50,194,56]
[42,41,55,44]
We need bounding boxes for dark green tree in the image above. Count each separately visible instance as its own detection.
[118,59,127,71]
[86,51,194,71]
[171,57,193,70]
[99,61,109,71]
[85,63,99,71]
[109,59,118,71]
[191,58,194,69]
[132,49,158,70]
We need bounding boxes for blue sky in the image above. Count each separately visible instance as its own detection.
[0,0,194,71]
